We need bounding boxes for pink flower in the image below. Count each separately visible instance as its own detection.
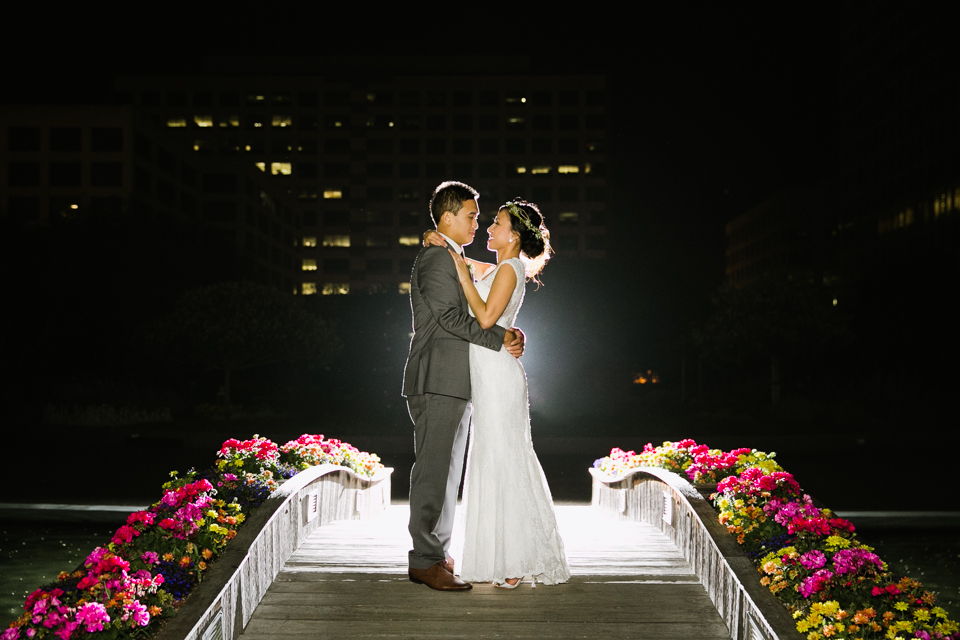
[125,601,150,627]
[799,569,834,598]
[141,551,159,565]
[76,602,111,633]
[2,627,21,640]
[800,550,826,570]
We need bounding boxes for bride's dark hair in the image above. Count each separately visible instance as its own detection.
[501,197,553,284]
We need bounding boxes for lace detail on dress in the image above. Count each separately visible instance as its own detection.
[455,257,570,585]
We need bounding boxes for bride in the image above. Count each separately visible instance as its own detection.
[426,198,570,588]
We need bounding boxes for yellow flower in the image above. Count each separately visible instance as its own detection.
[825,536,850,550]
[894,602,909,612]
[913,609,931,622]
[931,607,948,619]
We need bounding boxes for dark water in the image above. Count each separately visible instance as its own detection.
[0,522,119,622]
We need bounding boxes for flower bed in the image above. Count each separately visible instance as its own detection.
[2,434,383,640]
[594,441,959,640]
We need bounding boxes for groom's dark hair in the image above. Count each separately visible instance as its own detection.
[429,181,479,226]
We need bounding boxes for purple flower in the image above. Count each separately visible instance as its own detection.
[141,551,159,565]
[800,550,826,570]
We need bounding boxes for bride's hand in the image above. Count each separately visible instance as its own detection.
[423,229,446,248]
[448,249,472,284]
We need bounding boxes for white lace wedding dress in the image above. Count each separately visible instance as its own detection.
[455,257,570,585]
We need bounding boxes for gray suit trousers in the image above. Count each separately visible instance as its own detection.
[406,393,471,570]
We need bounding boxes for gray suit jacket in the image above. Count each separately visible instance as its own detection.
[402,242,505,399]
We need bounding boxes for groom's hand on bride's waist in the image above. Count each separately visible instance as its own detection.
[504,327,525,359]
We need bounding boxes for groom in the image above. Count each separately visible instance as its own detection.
[402,181,524,591]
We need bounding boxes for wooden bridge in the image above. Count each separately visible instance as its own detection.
[155,465,799,640]
[238,504,731,639]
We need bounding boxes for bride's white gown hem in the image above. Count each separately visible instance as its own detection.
[454,257,570,586]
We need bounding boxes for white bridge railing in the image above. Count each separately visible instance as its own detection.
[155,465,392,640]
[590,466,800,640]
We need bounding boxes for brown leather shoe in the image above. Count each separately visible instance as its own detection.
[409,561,472,591]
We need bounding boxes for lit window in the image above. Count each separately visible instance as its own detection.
[303,236,317,247]
[272,115,292,128]
[559,212,580,224]
[248,94,266,103]
[302,259,317,271]
[194,115,213,127]
[323,190,342,199]
[166,119,187,128]
[302,282,317,295]
[253,121,263,128]
[399,235,419,246]
[255,162,266,172]
[271,162,292,176]
[219,116,240,128]
[558,165,579,174]
[322,235,351,247]
[515,166,527,174]
[531,166,551,174]
[399,282,411,294]
[322,283,350,295]
[584,163,592,174]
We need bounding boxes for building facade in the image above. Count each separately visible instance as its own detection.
[1,104,303,292]
[117,61,607,295]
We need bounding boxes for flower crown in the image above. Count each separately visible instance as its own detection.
[504,202,543,240]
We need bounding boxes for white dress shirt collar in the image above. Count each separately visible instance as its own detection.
[437,231,463,256]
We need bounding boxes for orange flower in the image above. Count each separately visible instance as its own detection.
[202,548,213,560]
[179,556,192,567]
[227,529,237,539]
[148,606,162,616]
[198,561,207,571]
[162,553,174,562]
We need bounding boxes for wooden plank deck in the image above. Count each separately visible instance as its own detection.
[239,505,733,639]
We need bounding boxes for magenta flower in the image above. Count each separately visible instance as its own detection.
[799,550,826,570]
[126,601,150,627]
[75,603,111,633]
[832,548,882,575]
[141,551,159,565]
[2,627,20,640]
[798,569,834,598]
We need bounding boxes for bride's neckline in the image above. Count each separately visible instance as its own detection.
[479,257,518,282]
